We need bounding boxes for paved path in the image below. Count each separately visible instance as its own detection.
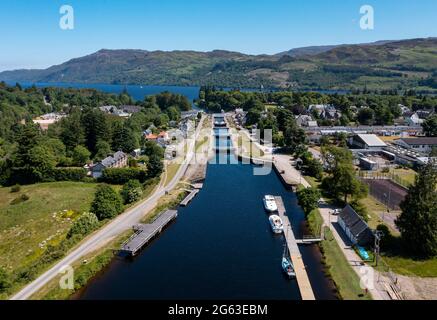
[11,116,206,300]
[273,155,310,188]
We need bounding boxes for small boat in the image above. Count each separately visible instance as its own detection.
[269,214,284,234]
[282,256,296,278]
[263,195,278,212]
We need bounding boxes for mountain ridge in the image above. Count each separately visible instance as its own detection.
[1,37,437,91]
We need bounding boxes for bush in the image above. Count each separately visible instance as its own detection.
[10,194,30,205]
[67,212,100,239]
[50,168,88,182]
[0,267,11,293]
[120,180,143,204]
[91,184,124,220]
[376,224,395,251]
[100,168,148,184]
[10,184,21,193]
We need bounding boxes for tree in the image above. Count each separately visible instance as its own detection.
[91,184,124,220]
[59,110,85,150]
[396,161,437,257]
[72,145,91,166]
[67,212,99,239]
[13,123,41,168]
[112,124,139,153]
[28,145,57,180]
[297,188,321,215]
[94,140,112,162]
[147,154,163,178]
[305,158,323,180]
[357,107,375,125]
[321,146,368,202]
[81,109,110,154]
[120,180,143,204]
[143,140,164,158]
[423,115,437,137]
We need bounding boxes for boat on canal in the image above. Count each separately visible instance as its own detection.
[269,214,284,234]
[263,195,278,212]
[282,256,296,278]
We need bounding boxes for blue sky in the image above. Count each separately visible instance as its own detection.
[0,0,436,71]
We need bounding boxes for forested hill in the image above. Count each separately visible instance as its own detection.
[1,38,437,91]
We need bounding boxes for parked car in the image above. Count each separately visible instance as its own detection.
[332,209,341,215]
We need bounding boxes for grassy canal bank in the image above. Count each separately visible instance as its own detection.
[30,187,188,300]
[307,209,371,300]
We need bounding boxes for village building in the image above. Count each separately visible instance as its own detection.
[394,137,437,155]
[338,205,374,246]
[349,134,387,151]
[33,112,66,130]
[91,151,128,178]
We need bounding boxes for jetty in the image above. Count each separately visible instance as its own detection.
[120,210,178,256]
[180,189,200,206]
[275,196,316,300]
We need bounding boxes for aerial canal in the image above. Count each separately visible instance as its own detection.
[77,117,336,300]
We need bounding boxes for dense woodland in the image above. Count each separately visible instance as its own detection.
[0,82,191,186]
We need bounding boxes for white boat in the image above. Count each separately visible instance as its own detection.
[269,214,284,234]
[263,195,278,212]
[282,256,295,278]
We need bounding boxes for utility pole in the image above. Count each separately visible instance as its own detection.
[374,230,383,267]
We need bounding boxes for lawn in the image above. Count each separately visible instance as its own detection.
[320,227,372,300]
[164,161,182,187]
[392,168,417,186]
[0,182,98,273]
[379,255,437,277]
[235,130,265,158]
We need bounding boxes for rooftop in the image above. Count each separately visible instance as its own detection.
[397,137,437,145]
[356,134,387,147]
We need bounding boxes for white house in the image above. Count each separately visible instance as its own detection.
[394,137,437,155]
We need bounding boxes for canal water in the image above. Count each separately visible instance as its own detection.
[77,127,336,300]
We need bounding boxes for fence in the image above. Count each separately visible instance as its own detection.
[357,171,412,189]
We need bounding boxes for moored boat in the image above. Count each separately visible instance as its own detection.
[269,214,284,234]
[263,195,278,212]
[281,256,296,278]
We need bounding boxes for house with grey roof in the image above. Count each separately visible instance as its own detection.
[338,205,374,246]
[92,151,128,178]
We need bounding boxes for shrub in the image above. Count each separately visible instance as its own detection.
[50,168,88,182]
[67,212,99,239]
[120,180,143,204]
[100,168,148,184]
[10,184,21,193]
[10,194,30,205]
[0,267,11,293]
[91,184,124,220]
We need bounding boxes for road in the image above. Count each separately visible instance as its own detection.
[11,116,206,300]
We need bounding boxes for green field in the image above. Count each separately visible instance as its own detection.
[0,182,98,272]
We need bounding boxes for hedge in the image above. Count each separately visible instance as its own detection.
[99,168,148,184]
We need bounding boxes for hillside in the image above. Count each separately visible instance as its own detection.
[1,38,437,91]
